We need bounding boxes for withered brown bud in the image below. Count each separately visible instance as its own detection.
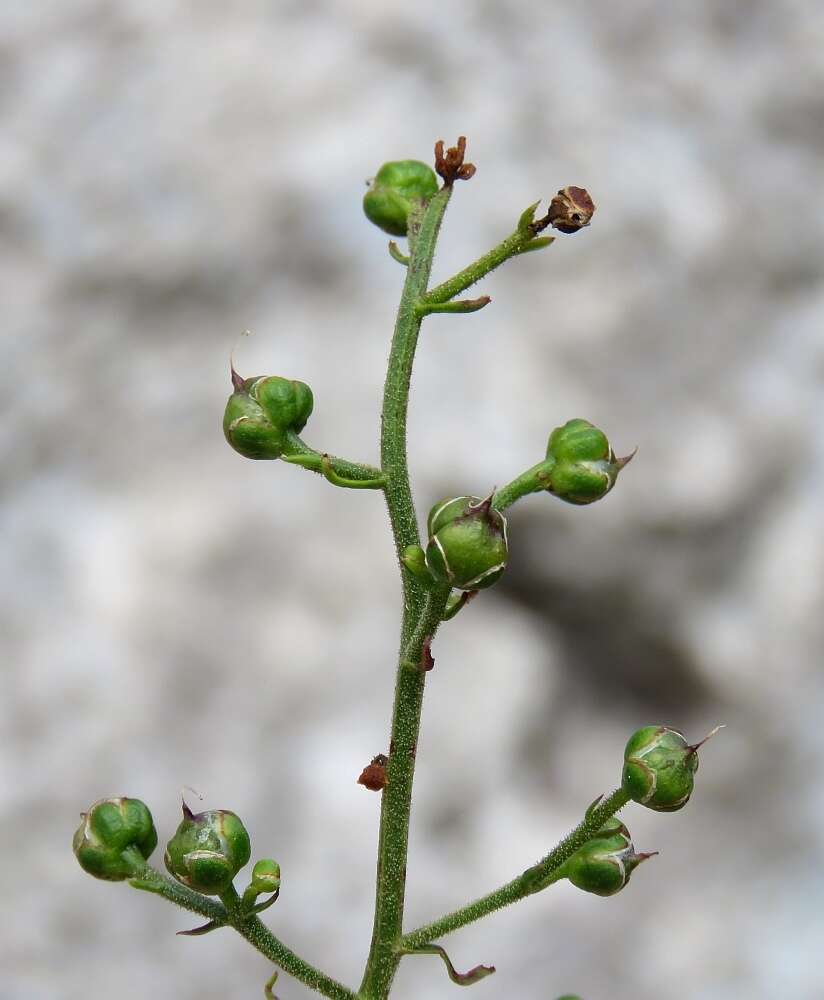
[547,186,595,234]
[358,754,389,792]
[434,136,476,187]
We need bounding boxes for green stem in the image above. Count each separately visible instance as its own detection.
[219,885,356,1000]
[282,432,384,485]
[400,788,630,949]
[130,869,355,1000]
[425,228,553,306]
[128,863,228,924]
[358,188,454,1000]
[492,458,555,512]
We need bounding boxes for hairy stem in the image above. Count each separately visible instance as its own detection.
[129,863,228,923]
[221,885,356,1000]
[282,431,384,484]
[492,458,555,511]
[425,227,553,306]
[400,788,631,948]
[358,188,454,1000]
[130,869,355,1000]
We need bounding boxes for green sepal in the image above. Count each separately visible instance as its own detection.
[177,919,222,937]
[73,797,157,882]
[517,236,554,254]
[424,496,509,591]
[264,971,281,1000]
[442,590,476,621]
[416,295,490,317]
[622,725,720,812]
[164,803,251,895]
[401,544,433,582]
[388,241,410,265]
[517,200,541,233]
[544,418,633,505]
[363,160,439,237]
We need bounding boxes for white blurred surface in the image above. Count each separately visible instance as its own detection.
[2,2,824,998]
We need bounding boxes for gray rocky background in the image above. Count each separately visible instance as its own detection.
[3,2,824,998]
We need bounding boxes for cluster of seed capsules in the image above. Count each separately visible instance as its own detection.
[74,727,709,900]
[223,157,631,597]
[73,798,279,912]
[401,417,631,596]
[224,361,631,597]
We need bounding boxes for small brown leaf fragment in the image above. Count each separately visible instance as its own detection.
[421,636,435,672]
[358,754,389,791]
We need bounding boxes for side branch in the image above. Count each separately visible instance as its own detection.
[282,432,385,488]
[425,228,554,307]
[130,869,355,1000]
[400,788,631,949]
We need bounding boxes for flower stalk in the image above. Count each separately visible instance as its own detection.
[72,135,715,1000]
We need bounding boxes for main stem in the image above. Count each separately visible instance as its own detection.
[358,189,453,1000]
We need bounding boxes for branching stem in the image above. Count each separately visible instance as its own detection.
[425,228,553,306]
[282,432,385,487]
[400,788,631,949]
[130,869,355,1000]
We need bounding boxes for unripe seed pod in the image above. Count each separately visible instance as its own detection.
[424,496,508,591]
[363,160,439,237]
[164,803,251,895]
[544,418,632,505]
[622,725,713,812]
[73,797,157,881]
[224,372,313,461]
[562,820,651,897]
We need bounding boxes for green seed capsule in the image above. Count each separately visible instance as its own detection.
[73,797,157,881]
[544,418,632,505]
[562,820,651,897]
[622,725,708,812]
[363,160,439,236]
[424,496,508,591]
[164,803,251,895]
[224,371,314,461]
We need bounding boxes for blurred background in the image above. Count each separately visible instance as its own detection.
[3,2,824,998]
